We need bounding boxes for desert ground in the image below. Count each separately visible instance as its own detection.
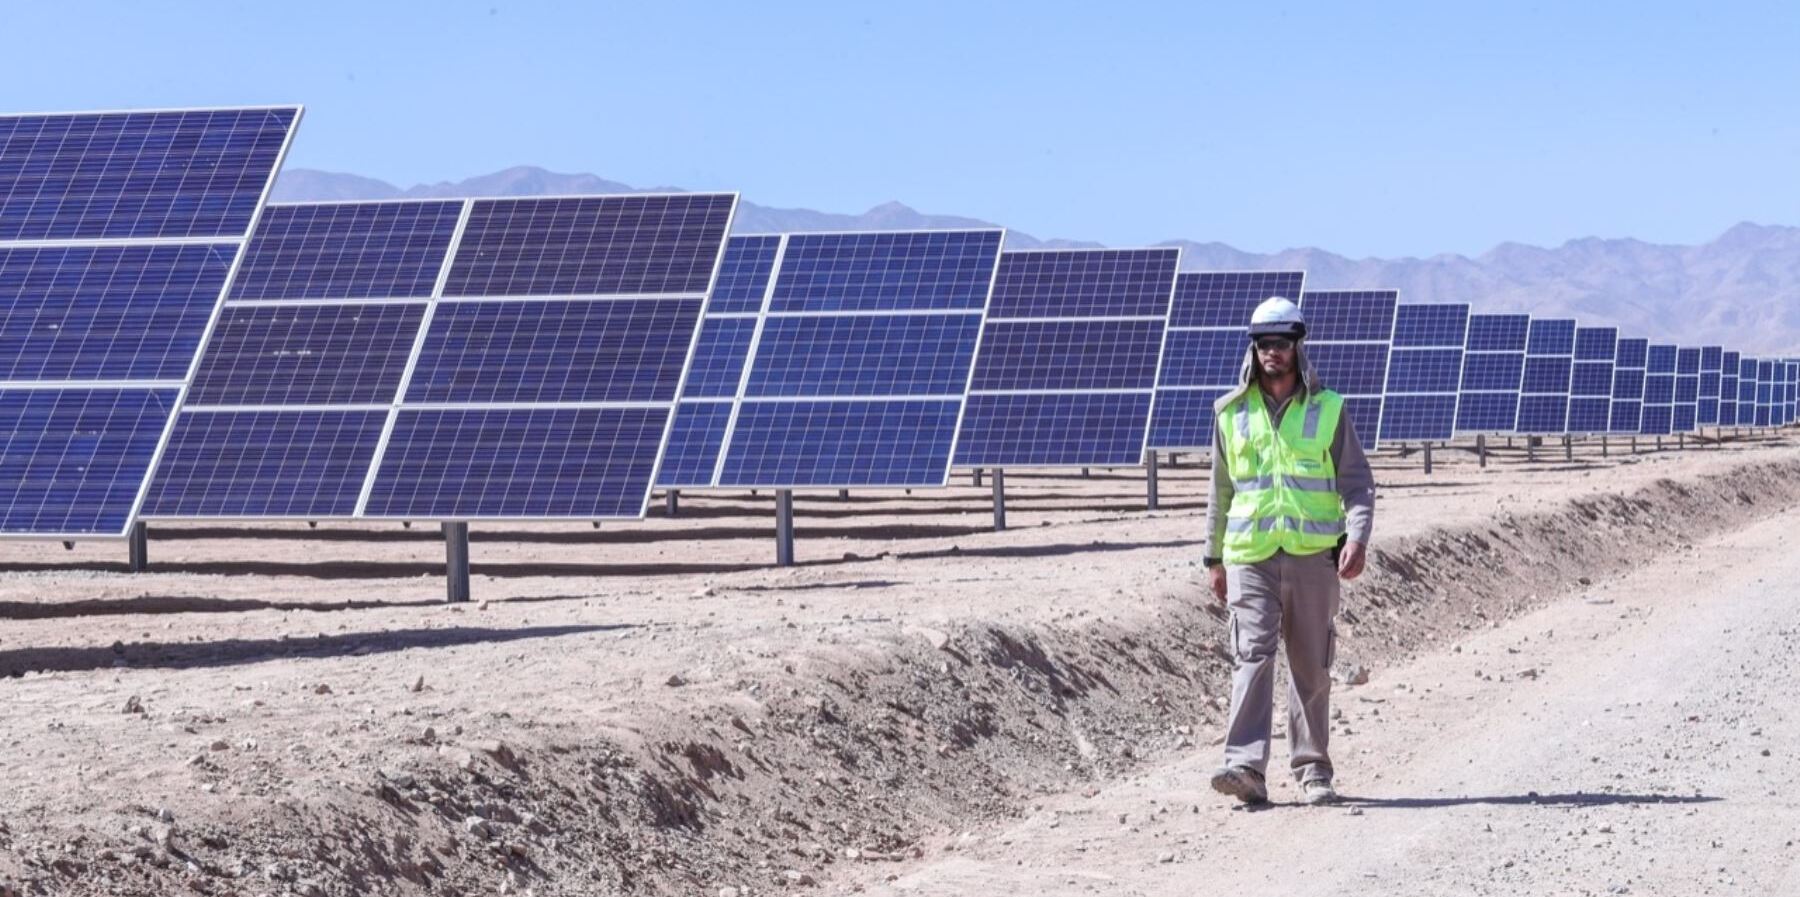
[3,432,1798,896]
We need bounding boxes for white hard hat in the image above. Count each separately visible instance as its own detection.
[1249,296,1306,340]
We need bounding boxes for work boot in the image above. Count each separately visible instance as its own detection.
[1210,765,1268,804]
[1301,778,1338,805]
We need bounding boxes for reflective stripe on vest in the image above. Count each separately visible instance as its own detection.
[1215,387,1347,565]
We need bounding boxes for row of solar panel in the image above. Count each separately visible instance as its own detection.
[1,107,1796,541]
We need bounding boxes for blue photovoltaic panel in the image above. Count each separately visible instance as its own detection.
[680,316,758,399]
[956,247,1177,468]
[1789,361,1799,425]
[1381,303,1467,442]
[0,388,178,534]
[0,243,237,381]
[1738,357,1757,426]
[749,314,984,397]
[1149,270,1305,451]
[153,193,738,520]
[1154,329,1247,389]
[229,201,464,300]
[697,230,1003,488]
[1697,346,1723,426]
[366,407,668,518]
[970,320,1163,392]
[1457,313,1531,433]
[148,200,452,518]
[701,234,780,314]
[141,410,386,517]
[1719,350,1740,427]
[718,399,963,487]
[986,248,1180,318]
[772,231,1002,313]
[1302,291,1399,342]
[1640,344,1677,435]
[186,303,425,406]
[1567,327,1616,433]
[955,393,1154,468]
[1610,337,1649,434]
[1300,290,1398,446]
[444,194,735,298]
[1466,314,1530,352]
[1757,360,1775,427]
[1673,348,1701,432]
[0,107,299,241]
[405,298,702,404]
[657,402,734,488]
[1517,318,1576,434]
[365,193,737,517]
[0,107,300,537]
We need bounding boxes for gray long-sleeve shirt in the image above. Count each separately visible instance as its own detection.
[1201,383,1376,561]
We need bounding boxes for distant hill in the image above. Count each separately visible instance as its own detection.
[272,167,1800,354]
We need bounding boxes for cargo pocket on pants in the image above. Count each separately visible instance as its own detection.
[1326,625,1338,670]
[1228,615,1245,663]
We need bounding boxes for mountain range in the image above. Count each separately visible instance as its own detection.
[271,166,1800,355]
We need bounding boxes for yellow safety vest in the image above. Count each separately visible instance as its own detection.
[1217,387,1347,564]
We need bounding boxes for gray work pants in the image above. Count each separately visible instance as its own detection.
[1222,548,1339,783]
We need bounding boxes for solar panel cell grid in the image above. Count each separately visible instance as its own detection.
[0,107,300,241]
[957,248,1177,467]
[142,409,386,517]
[0,243,238,381]
[444,194,735,299]
[987,248,1180,318]
[1300,290,1398,446]
[0,106,301,537]
[696,230,1005,489]
[186,302,425,406]
[229,201,464,301]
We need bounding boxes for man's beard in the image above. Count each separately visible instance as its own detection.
[1260,358,1292,378]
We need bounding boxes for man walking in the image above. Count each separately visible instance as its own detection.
[1204,297,1375,806]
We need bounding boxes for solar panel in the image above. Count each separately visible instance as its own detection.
[147,192,738,520]
[1457,313,1529,433]
[1788,360,1799,425]
[1697,346,1723,426]
[1147,271,1305,451]
[0,107,301,537]
[1640,344,1677,435]
[144,200,464,518]
[1737,356,1758,426]
[1756,360,1776,427]
[677,230,1004,488]
[1516,318,1576,434]
[1568,327,1617,434]
[956,248,1179,468]
[1380,304,1468,442]
[1719,350,1740,427]
[1672,348,1701,432]
[1298,290,1398,447]
[1610,337,1649,434]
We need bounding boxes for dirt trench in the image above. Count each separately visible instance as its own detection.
[7,456,1800,897]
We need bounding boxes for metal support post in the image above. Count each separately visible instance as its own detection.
[1145,451,1160,510]
[839,489,849,501]
[1564,435,1573,462]
[973,468,983,487]
[992,468,1007,532]
[1423,442,1434,475]
[1601,436,1608,458]
[1527,438,1537,462]
[775,490,795,567]
[1476,434,1487,468]
[443,522,470,603]
[1081,467,1091,478]
[127,521,148,573]
[666,489,679,517]
[1677,433,1685,451]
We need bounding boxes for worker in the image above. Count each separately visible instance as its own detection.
[1204,296,1375,806]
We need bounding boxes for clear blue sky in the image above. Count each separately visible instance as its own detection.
[6,1,1797,258]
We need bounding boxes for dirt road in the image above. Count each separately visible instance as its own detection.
[845,504,1800,896]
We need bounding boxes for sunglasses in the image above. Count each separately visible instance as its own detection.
[1254,337,1295,352]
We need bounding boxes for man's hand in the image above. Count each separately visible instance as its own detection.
[1337,540,1367,581]
[1208,565,1228,604]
